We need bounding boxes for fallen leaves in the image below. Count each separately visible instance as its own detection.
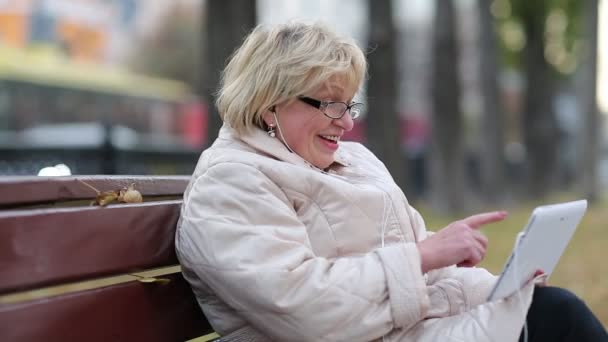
[119,183,143,203]
[78,180,143,206]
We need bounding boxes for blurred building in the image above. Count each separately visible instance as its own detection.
[0,0,29,48]
[0,0,114,62]
[258,0,367,44]
[0,0,201,64]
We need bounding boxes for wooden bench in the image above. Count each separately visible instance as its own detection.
[0,176,218,341]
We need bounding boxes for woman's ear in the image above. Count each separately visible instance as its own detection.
[262,107,275,127]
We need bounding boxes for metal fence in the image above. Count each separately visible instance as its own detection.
[0,145,201,176]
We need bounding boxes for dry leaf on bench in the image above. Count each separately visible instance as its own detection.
[118,183,143,203]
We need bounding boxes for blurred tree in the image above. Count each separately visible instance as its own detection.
[430,0,465,214]
[578,0,600,202]
[128,3,203,94]
[499,0,586,199]
[205,0,257,144]
[366,0,405,189]
[512,0,559,199]
[498,0,582,72]
[478,0,507,204]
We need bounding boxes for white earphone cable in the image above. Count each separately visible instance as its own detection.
[380,192,389,248]
[275,110,390,342]
[272,111,297,155]
[512,231,528,342]
[380,192,390,342]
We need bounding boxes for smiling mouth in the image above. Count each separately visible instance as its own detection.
[319,135,340,143]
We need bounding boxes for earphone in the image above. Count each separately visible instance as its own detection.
[271,110,296,155]
[512,231,529,342]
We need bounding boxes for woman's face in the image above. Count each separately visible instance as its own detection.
[265,84,356,169]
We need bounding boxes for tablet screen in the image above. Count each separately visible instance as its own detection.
[487,200,587,301]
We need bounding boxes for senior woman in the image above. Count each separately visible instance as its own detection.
[176,21,606,341]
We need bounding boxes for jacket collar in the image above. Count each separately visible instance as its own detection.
[218,124,350,169]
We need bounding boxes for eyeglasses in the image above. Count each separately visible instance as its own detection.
[298,96,364,120]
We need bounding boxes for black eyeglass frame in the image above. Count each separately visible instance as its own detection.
[297,96,363,120]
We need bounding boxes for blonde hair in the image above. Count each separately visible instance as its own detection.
[216,21,367,134]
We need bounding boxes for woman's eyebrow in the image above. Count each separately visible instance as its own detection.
[320,93,350,102]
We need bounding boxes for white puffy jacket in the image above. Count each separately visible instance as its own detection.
[176,124,535,341]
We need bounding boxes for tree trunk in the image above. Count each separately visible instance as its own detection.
[430,0,465,214]
[520,1,559,199]
[204,0,257,145]
[477,0,506,204]
[367,0,406,189]
[579,0,600,202]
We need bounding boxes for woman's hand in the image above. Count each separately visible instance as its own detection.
[417,211,507,273]
[532,269,548,287]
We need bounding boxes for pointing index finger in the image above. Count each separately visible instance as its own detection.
[462,211,507,229]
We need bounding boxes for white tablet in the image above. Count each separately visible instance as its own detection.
[487,199,587,301]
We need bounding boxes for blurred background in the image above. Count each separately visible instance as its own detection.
[0,0,607,324]
[1,0,606,207]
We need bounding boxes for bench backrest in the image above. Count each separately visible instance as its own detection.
[0,176,215,341]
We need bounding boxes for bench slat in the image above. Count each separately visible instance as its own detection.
[0,273,213,342]
[0,175,189,206]
[0,201,182,293]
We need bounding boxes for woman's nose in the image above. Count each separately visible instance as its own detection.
[333,113,354,131]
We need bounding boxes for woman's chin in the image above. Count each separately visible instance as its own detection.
[310,156,335,170]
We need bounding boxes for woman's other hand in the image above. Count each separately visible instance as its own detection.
[532,269,548,287]
[417,211,508,273]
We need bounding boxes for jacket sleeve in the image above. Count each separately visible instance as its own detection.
[429,264,497,312]
[408,206,497,316]
[177,163,429,341]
